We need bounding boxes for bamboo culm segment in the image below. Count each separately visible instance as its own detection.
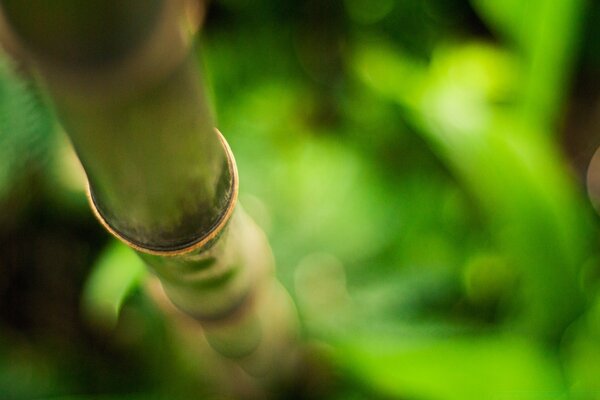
[0,0,299,384]
[1,0,224,251]
[142,206,299,378]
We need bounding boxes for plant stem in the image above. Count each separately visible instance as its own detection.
[0,0,300,385]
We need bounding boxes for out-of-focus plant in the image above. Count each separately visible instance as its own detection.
[471,0,586,128]
[0,54,53,215]
[354,41,589,337]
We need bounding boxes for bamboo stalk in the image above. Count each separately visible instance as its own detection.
[0,0,299,386]
[1,0,221,251]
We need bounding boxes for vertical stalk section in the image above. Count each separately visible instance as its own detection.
[0,0,223,250]
[0,0,298,384]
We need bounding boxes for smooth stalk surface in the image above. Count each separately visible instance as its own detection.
[0,0,299,387]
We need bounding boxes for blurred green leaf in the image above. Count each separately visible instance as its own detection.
[81,241,146,330]
[354,41,590,337]
[469,0,524,45]
[471,0,586,128]
[0,339,70,399]
[562,294,600,397]
[337,334,566,400]
[0,51,54,199]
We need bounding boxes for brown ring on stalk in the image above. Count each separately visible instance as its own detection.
[86,128,239,257]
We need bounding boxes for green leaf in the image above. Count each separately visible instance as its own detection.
[562,295,600,397]
[0,51,54,198]
[337,334,566,400]
[471,0,587,129]
[81,240,146,330]
[354,41,590,337]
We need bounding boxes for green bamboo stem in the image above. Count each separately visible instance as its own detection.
[145,206,299,377]
[1,0,221,250]
[0,0,299,384]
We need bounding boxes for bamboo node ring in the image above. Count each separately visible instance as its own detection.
[86,128,239,257]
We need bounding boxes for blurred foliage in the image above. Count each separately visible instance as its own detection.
[0,55,53,224]
[1,0,600,399]
[81,241,146,331]
[472,0,585,128]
